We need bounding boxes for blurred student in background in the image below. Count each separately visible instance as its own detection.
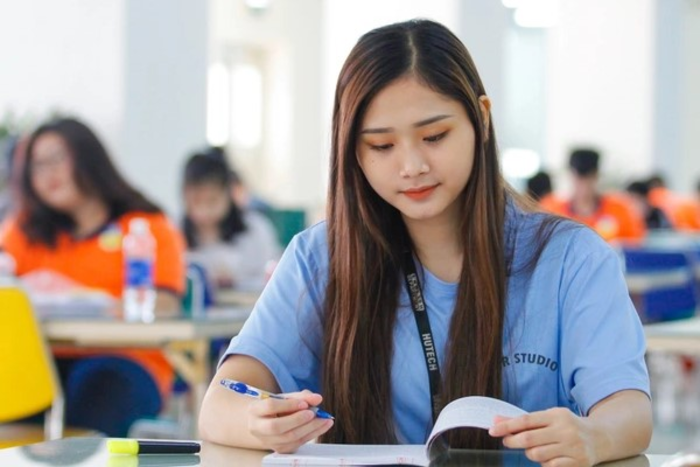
[626,180,673,230]
[546,148,645,241]
[525,170,551,201]
[648,174,700,232]
[0,117,185,436]
[182,152,280,292]
[525,169,565,212]
[202,146,273,215]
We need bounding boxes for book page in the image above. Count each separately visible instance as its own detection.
[263,443,427,466]
[263,397,527,466]
[425,396,528,456]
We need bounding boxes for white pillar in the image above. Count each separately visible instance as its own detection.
[678,0,700,194]
[121,0,208,216]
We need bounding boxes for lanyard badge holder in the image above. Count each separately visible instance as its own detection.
[402,251,442,423]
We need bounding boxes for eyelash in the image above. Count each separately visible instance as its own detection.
[369,143,393,152]
[424,131,448,143]
[368,131,448,152]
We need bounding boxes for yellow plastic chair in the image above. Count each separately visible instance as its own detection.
[0,285,67,448]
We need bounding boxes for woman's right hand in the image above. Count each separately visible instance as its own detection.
[247,390,334,453]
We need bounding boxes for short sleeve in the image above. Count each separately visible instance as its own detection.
[222,224,328,393]
[559,231,650,414]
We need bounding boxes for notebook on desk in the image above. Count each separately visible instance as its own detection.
[263,396,527,466]
[21,269,117,320]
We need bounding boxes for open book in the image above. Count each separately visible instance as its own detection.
[263,396,527,466]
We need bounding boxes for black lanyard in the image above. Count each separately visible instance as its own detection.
[402,251,442,423]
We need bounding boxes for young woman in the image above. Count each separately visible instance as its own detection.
[0,117,185,436]
[199,20,651,466]
[182,153,280,291]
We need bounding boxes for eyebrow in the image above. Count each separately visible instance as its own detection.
[360,114,453,134]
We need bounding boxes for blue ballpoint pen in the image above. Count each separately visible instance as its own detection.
[220,378,335,420]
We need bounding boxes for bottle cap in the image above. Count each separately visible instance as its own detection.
[128,218,149,234]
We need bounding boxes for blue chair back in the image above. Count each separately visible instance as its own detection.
[622,247,698,323]
[182,262,214,317]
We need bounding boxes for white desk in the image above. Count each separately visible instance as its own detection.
[645,316,700,354]
[626,270,691,294]
[42,306,251,434]
[0,437,674,467]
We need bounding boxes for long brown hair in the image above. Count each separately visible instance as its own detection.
[19,117,160,247]
[322,19,508,448]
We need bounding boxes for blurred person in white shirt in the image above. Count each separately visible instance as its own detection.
[181,152,280,292]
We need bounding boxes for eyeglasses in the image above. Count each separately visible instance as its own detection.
[30,151,69,174]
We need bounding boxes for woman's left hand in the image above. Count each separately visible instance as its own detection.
[489,408,599,467]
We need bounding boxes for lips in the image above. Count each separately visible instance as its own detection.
[402,185,437,200]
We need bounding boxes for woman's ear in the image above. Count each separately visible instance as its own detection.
[478,96,491,141]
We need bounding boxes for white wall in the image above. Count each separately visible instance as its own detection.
[544,0,655,191]
[680,0,700,194]
[122,0,208,216]
[0,0,124,151]
[653,0,683,189]
[0,0,208,216]
[652,0,700,195]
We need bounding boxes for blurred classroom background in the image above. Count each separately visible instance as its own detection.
[2,0,699,221]
[2,0,700,455]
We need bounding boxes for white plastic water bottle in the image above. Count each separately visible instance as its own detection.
[122,217,156,322]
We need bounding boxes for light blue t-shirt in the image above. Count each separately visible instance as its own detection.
[224,202,650,444]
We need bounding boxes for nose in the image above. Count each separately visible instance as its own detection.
[398,147,429,178]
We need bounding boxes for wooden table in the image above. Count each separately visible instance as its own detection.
[42,306,251,435]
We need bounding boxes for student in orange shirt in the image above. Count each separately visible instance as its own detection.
[550,149,645,241]
[626,180,673,230]
[526,170,566,213]
[0,117,185,436]
[647,174,700,231]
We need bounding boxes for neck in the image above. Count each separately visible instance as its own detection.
[571,192,597,217]
[404,216,463,283]
[197,224,221,245]
[70,198,110,237]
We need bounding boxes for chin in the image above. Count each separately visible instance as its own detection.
[44,197,77,212]
[400,209,441,222]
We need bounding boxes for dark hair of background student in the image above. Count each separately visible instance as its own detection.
[526,170,553,201]
[626,180,650,198]
[181,153,247,248]
[646,173,666,189]
[20,117,160,247]
[568,148,600,177]
[322,18,561,448]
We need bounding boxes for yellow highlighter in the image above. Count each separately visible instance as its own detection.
[107,439,201,455]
